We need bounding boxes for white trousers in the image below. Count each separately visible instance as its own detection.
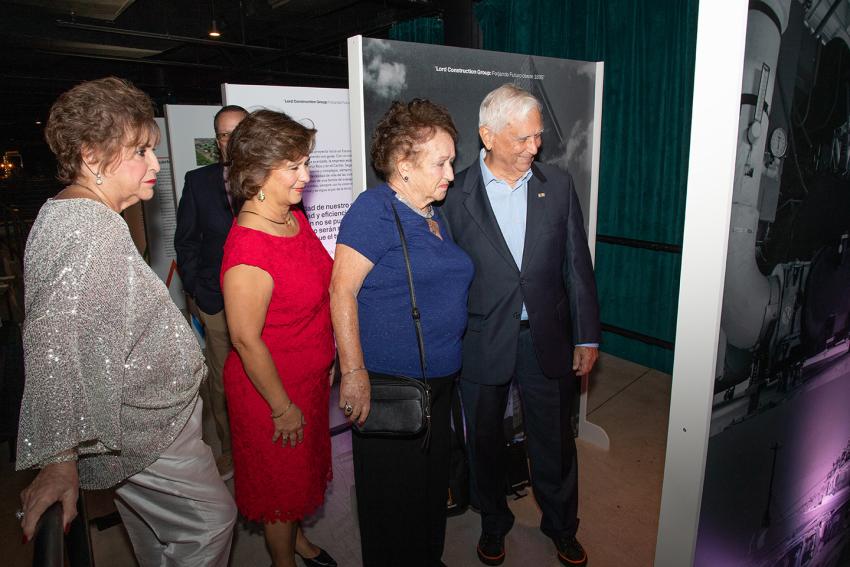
[114,399,237,567]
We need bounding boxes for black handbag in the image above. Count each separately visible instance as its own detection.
[354,202,432,439]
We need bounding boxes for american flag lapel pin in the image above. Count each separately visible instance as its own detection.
[537,192,546,198]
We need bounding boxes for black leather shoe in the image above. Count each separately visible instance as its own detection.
[298,548,338,567]
[477,532,505,566]
[553,535,587,566]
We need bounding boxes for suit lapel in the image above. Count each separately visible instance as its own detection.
[520,164,549,272]
[213,164,234,217]
[462,165,518,272]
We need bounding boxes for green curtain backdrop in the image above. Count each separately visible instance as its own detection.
[391,1,698,372]
[389,16,445,44]
[474,0,697,372]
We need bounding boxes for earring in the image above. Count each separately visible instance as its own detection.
[258,189,265,202]
[403,176,409,182]
[83,160,104,185]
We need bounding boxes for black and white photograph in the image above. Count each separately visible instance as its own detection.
[696,2,850,565]
[354,37,601,231]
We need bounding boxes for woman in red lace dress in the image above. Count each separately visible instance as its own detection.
[221,110,336,567]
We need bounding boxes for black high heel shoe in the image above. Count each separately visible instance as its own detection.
[298,548,338,567]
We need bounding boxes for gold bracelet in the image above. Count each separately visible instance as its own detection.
[271,400,293,420]
[341,367,366,379]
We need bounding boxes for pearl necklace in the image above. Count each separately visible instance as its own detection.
[394,192,434,219]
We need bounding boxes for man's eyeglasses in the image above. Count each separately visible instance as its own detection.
[216,131,233,141]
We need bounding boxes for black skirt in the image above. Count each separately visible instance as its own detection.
[352,373,457,567]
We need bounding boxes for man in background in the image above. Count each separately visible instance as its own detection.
[174,104,247,480]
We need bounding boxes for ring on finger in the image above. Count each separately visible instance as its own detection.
[343,402,353,416]
[15,509,24,521]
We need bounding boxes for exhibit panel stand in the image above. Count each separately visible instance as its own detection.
[653,2,749,565]
[578,60,608,450]
[348,34,609,449]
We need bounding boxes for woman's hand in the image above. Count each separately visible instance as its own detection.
[339,369,371,426]
[271,404,305,448]
[19,460,79,541]
[330,245,375,428]
[328,360,337,388]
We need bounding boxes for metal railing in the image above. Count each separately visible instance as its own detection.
[0,203,27,264]
[32,495,93,567]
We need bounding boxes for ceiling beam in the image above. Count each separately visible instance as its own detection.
[55,20,284,52]
[35,50,344,82]
[246,4,442,70]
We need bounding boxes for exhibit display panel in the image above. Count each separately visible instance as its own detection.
[141,115,185,309]
[653,1,749,564]
[348,35,607,447]
[658,1,850,565]
[164,105,220,204]
[693,1,850,565]
[348,35,601,241]
[161,104,221,311]
[222,84,353,257]
[161,105,223,309]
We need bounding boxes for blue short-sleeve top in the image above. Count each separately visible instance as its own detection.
[336,184,474,378]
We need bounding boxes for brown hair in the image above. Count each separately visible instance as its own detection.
[370,99,458,181]
[227,110,316,200]
[44,77,159,184]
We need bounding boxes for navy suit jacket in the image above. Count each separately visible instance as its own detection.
[174,163,234,314]
[440,161,601,384]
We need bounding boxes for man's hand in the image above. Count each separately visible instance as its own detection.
[572,346,599,377]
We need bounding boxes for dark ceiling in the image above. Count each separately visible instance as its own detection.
[0,0,447,156]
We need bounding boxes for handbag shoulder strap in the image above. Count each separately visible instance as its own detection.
[390,201,427,381]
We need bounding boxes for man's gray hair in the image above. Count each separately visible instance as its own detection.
[478,84,542,132]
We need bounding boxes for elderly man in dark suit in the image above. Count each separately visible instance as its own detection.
[174,104,247,480]
[441,84,600,567]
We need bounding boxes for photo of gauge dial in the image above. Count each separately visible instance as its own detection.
[770,127,787,158]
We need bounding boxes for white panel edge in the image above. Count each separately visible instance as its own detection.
[654,2,749,565]
[588,61,604,265]
[347,35,367,198]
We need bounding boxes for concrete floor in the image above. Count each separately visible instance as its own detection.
[2,352,670,567]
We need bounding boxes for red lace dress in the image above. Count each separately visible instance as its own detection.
[221,210,334,522]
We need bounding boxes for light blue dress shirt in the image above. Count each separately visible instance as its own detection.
[479,149,532,320]
[479,149,598,348]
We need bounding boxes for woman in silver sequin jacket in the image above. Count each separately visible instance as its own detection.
[15,77,236,566]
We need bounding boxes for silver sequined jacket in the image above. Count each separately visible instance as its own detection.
[16,199,206,489]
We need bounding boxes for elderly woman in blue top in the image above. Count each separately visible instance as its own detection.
[330,99,473,567]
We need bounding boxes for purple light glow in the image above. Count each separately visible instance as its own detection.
[696,351,850,566]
